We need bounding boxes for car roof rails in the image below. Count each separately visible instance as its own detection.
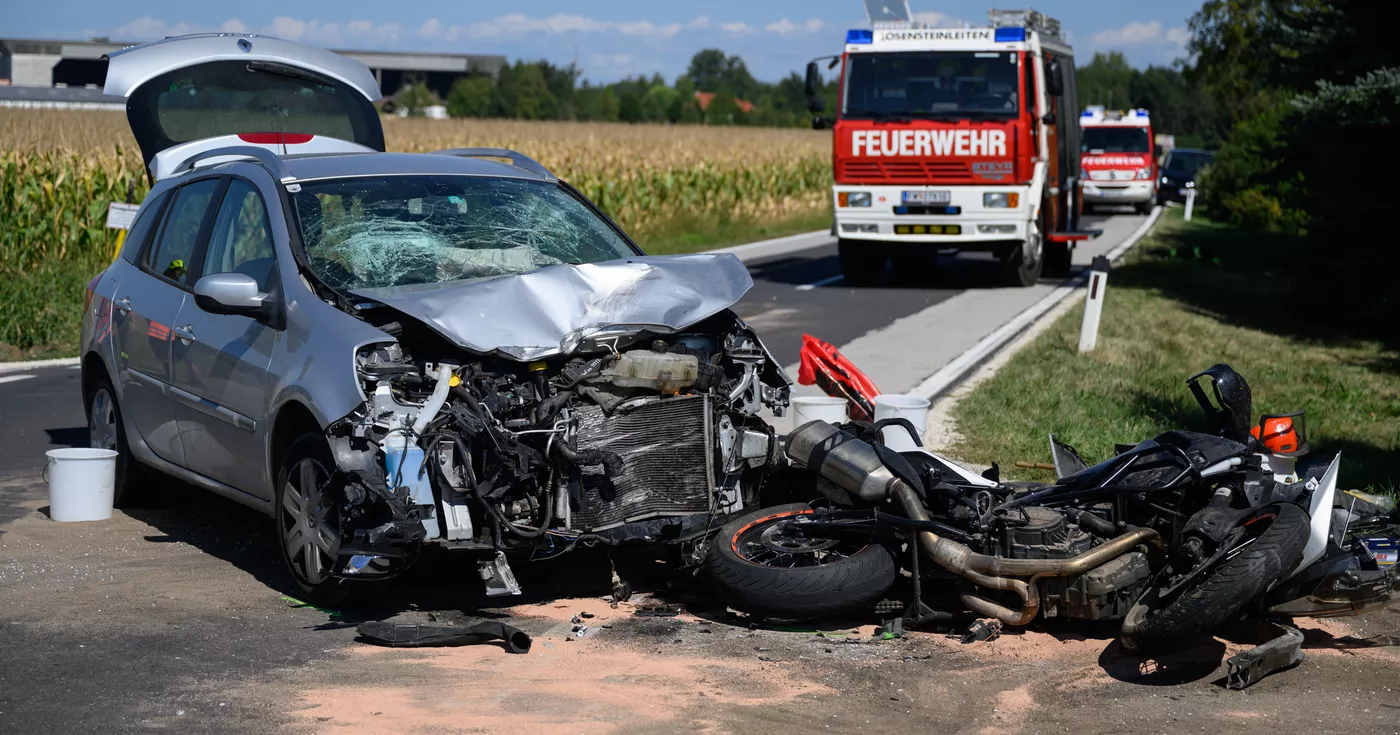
[170,146,295,182]
[431,148,557,181]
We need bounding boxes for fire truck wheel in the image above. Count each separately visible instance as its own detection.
[1135,200,1154,215]
[1001,229,1044,287]
[1043,241,1071,279]
[838,239,886,287]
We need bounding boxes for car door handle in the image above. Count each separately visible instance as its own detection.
[114,297,132,314]
[173,325,197,344]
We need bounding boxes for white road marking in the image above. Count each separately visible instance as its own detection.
[796,274,845,291]
[0,374,35,385]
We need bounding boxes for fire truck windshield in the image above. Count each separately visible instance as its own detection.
[842,52,1020,120]
[1081,127,1151,154]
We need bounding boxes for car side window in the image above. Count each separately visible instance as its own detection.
[146,178,221,285]
[118,190,170,265]
[202,179,277,291]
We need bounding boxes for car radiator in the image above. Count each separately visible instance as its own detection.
[565,394,714,531]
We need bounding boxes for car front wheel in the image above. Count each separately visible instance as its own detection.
[275,433,351,606]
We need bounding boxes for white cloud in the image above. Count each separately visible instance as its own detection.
[765,18,825,37]
[721,21,755,36]
[911,12,963,28]
[108,15,403,48]
[1091,20,1190,50]
[587,53,634,68]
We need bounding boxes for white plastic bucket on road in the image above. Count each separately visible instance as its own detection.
[44,448,118,522]
[791,396,849,428]
[874,394,931,452]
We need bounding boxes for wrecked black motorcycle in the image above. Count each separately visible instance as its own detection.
[707,365,1399,662]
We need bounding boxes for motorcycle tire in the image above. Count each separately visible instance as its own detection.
[1120,502,1310,651]
[706,503,898,620]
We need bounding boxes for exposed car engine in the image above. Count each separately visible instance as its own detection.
[325,310,790,593]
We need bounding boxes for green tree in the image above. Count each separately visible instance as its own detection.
[618,89,643,123]
[1077,52,1136,110]
[445,75,493,118]
[511,62,559,120]
[392,80,439,116]
[705,88,743,125]
[672,76,699,123]
[641,84,678,123]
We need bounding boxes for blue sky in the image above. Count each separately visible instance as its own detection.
[2,1,1203,82]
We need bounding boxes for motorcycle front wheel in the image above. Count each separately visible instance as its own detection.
[706,503,898,620]
[1121,502,1310,651]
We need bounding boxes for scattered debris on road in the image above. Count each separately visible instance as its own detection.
[355,621,532,653]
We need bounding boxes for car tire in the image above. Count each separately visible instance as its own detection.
[706,503,899,620]
[838,239,886,287]
[86,373,153,508]
[1121,503,1310,652]
[275,433,352,607]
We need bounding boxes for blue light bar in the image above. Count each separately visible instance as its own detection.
[846,29,873,44]
[994,27,1027,42]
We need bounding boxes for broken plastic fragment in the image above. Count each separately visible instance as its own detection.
[355,621,532,653]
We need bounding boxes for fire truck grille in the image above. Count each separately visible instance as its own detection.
[839,160,974,184]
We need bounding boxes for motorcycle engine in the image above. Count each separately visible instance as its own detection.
[999,507,1152,621]
[999,507,1094,560]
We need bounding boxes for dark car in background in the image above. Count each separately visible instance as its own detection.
[1157,148,1215,204]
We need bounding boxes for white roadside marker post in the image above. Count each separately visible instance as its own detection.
[1078,256,1110,353]
[1184,188,1197,221]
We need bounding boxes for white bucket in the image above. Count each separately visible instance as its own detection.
[44,448,118,522]
[874,394,931,452]
[791,396,849,428]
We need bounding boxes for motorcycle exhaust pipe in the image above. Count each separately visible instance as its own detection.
[787,421,1162,626]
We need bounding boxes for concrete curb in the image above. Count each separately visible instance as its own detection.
[0,356,81,374]
[707,229,831,263]
[911,206,1165,401]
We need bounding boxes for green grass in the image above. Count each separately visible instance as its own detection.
[951,208,1400,490]
[636,209,831,255]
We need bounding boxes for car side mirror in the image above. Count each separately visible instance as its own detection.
[805,61,826,113]
[1041,112,1057,125]
[194,273,267,316]
[811,115,832,131]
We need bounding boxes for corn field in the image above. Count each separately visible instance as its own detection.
[0,110,833,355]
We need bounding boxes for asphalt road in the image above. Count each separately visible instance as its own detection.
[6,207,1400,734]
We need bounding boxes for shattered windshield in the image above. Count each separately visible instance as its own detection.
[290,175,635,290]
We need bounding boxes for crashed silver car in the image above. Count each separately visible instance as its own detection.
[80,34,790,603]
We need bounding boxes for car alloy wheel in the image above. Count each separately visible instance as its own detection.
[280,456,340,587]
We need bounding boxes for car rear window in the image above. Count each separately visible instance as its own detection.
[126,60,384,164]
[119,190,171,265]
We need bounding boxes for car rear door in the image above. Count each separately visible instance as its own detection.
[102,34,385,180]
[110,175,225,467]
[168,175,283,497]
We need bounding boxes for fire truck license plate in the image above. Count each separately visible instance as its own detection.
[902,191,951,204]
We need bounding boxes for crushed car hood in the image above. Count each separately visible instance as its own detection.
[352,253,754,361]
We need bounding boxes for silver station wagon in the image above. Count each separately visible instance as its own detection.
[82,34,791,604]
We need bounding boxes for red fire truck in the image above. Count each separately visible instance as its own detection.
[805,8,1094,287]
[1079,106,1157,214]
